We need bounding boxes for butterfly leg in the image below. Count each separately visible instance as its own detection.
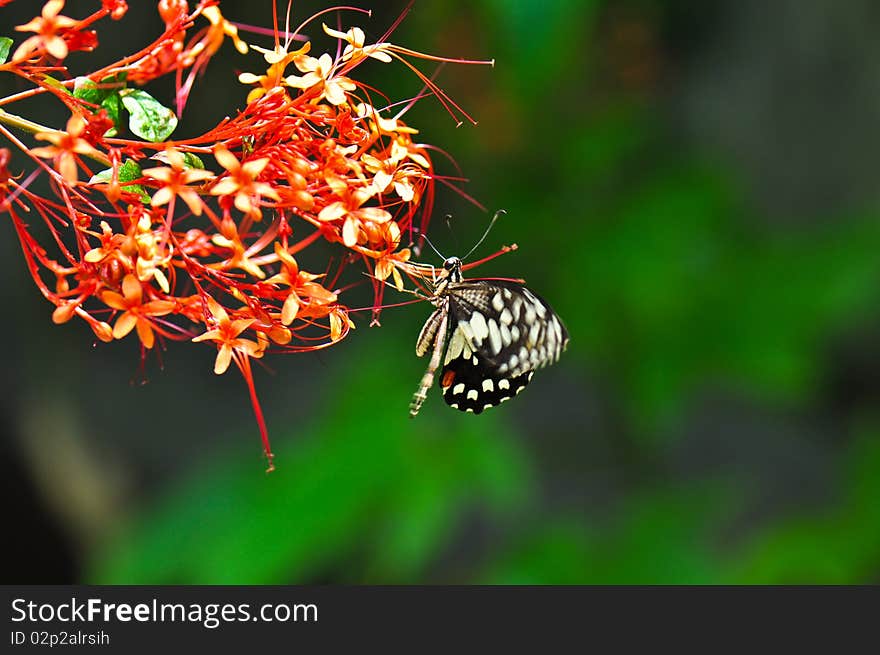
[409,309,449,417]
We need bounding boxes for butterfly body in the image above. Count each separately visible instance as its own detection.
[409,257,568,416]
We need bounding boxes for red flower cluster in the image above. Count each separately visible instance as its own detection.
[0,0,491,469]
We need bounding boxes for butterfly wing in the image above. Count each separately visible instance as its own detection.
[441,352,534,413]
[439,280,568,413]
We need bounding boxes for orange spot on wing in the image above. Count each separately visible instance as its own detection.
[441,370,456,388]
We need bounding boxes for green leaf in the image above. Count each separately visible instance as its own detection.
[74,77,107,105]
[100,94,121,136]
[74,74,126,106]
[73,76,126,138]
[0,37,12,65]
[149,150,205,170]
[117,159,144,184]
[88,160,150,203]
[120,89,178,142]
[182,152,205,169]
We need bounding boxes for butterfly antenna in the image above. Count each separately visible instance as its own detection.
[416,230,446,260]
[445,214,463,254]
[463,209,506,261]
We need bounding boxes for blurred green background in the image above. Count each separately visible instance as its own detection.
[4,0,880,584]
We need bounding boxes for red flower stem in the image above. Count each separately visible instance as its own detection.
[236,353,274,473]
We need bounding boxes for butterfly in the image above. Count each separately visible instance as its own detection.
[409,255,569,416]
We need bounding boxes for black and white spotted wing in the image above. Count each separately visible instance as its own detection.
[409,257,569,416]
[439,350,535,413]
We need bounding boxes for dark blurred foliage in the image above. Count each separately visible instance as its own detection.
[3,0,880,584]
